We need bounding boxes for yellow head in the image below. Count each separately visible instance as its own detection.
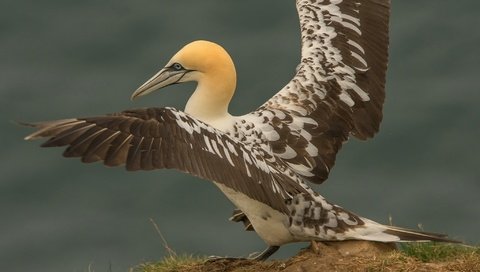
[131,40,237,112]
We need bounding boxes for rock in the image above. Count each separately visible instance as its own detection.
[281,241,396,272]
[322,240,397,257]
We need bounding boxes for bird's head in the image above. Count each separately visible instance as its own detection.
[131,40,237,101]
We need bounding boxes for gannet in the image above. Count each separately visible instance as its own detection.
[24,0,458,261]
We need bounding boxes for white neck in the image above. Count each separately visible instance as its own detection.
[185,81,233,130]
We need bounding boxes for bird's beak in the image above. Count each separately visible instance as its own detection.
[131,68,188,100]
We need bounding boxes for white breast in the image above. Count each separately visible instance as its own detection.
[214,182,294,246]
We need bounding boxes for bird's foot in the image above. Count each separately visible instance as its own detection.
[229,209,254,231]
[248,246,280,261]
[205,255,246,264]
[205,246,280,263]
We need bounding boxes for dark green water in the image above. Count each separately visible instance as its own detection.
[1,1,479,271]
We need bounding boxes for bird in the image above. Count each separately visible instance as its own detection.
[23,0,458,261]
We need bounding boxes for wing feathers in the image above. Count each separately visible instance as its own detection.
[105,134,133,167]
[253,0,390,184]
[83,130,120,163]
[25,108,307,213]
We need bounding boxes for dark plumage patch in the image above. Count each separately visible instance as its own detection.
[254,0,390,184]
[25,107,309,214]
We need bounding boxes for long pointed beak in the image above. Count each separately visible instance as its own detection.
[131,68,187,100]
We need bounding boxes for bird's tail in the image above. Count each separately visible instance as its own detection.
[350,218,461,244]
[381,225,460,243]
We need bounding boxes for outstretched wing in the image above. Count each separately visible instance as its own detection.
[252,0,390,183]
[24,107,307,213]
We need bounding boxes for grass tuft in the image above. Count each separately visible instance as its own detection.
[130,219,206,272]
[132,254,205,272]
[399,242,480,262]
[133,243,480,272]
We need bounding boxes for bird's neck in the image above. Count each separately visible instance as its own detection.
[185,71,236,129]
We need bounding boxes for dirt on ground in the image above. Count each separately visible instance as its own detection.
[179,241,479,272]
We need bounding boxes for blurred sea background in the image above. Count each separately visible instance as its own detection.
[1,1,479,271]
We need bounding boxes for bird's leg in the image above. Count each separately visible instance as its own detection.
[206,246,280,263]
[310,240,321,254]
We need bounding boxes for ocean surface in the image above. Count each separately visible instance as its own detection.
[1,1,479,271]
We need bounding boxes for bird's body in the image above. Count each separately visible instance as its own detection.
[24,0,458,260]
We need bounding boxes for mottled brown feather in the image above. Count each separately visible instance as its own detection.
[24,108,309,213]
[258,0,390,184]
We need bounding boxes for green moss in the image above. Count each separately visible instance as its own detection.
[399,242,480,262]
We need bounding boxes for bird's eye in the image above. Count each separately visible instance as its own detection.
[172,63,184,71]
